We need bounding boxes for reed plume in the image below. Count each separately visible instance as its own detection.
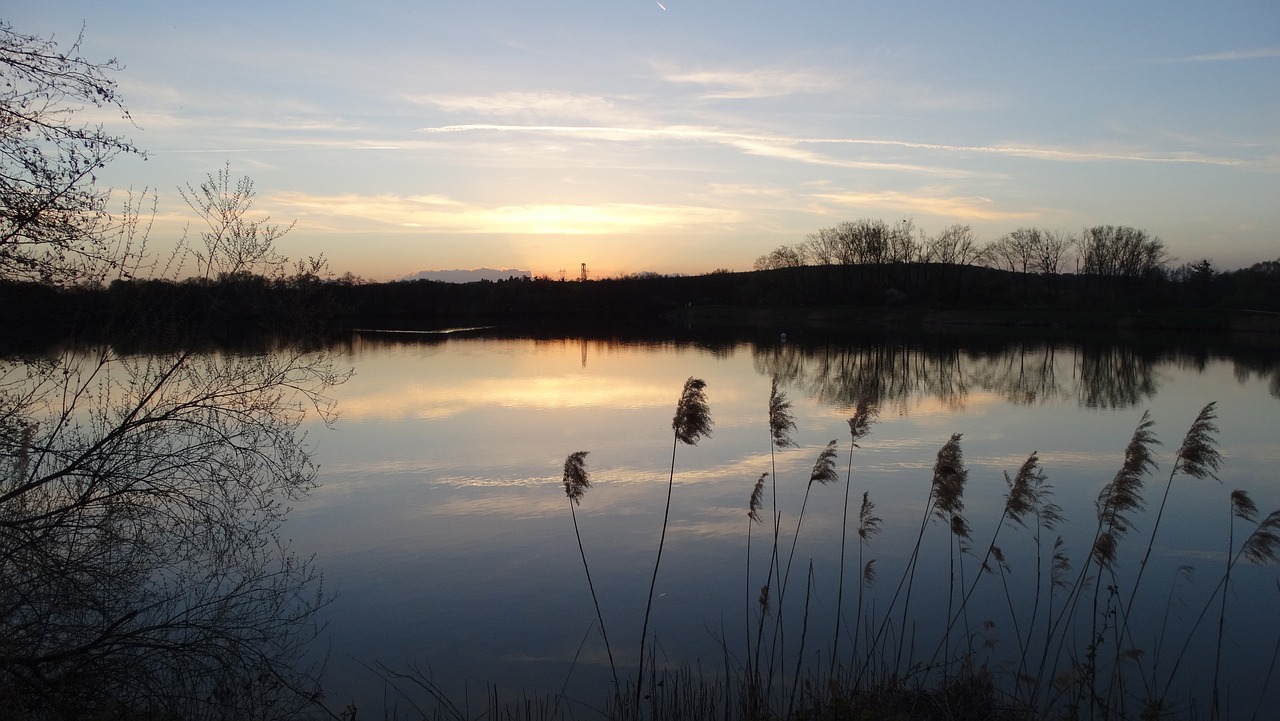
[931,433,968,524]
[1241,509,1280,565]
[835,397,878,680]
[1124,403,1222,659]
[1173,402,1223,482]
[638,377,712,715]
[560,451,619,693]
[1232,488,1259,524]
[1092,411,1157,569]
[1003,452,1043,527]
[859,491,882,544]
[563,450,591,505]
[768,377,798,450]
[746,472,768,683]
[773,439,839,696]
[757,376,796,699]
[844,491,881,674]
[929,434,972,669]
[673,377,713,446]
[780,440,839,595]
[748,473,767,525]
[809,439,839,486]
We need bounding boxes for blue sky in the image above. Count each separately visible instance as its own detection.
[10,1,1279,280]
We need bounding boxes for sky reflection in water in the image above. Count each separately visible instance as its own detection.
[289,333,1280,713]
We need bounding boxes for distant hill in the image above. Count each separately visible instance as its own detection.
[404,268,532,283]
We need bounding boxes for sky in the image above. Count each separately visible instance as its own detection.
[9,1,1279,281]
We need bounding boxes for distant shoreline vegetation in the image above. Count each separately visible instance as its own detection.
[402,267,532,283]
[4,254,1280,350]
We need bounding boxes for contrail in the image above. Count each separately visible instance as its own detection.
[656,2,666,10]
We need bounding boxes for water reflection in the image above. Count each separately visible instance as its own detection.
[748,339,1238,411]
[294,329,1280,715]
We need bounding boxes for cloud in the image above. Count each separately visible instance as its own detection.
[814,137,1245,166]
[409,91,628,123]
[418,123,977,175]
[418,123,1244,171]
[1176,47,1280,63]
[266,190,742,234]
[657,66,838,99]
[810,189,1038,221]
[652,60,995,112]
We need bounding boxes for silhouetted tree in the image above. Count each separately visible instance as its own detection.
[1,22,342,718]
[923,224,984,266]
[1079,225,1168,280]
[754,244,806,270]
[0,21,146,284]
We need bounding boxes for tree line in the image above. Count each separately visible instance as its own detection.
[755,219,1171,281]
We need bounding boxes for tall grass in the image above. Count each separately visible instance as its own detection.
[395,381,1280,721]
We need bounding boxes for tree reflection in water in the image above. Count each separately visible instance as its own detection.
[752,335,1279,412]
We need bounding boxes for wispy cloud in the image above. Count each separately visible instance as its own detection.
[409,91,629,123]
[810,188,1037,221]
[657,66,838,99]
[1175,47,1280,63]
[418,123,975,175]
[419,123,1245,169]
[814,137,1245,166]
[266,191,742,234]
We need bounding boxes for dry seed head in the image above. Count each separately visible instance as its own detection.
[858,491,881,542]
[1231,489,1258,523]
[1092,530,1119,569]
[950,512,972,541]
[758,584,771,616]
[673,377,713,446]
[809,439,839,486]
[768,377,798,449]
[1052,537,1072,588]
[562,451,591,505]
[1038,489,1065,532]
[748,473,768,524]
[991,545,1010,574]
[931,433,968,520]
[847,398,876,447]
[862,559,877,586]
[1095,411,1158,538]
[1004,452,1041,526]
[1174,402,1222,481]
[1242,510,1280,565]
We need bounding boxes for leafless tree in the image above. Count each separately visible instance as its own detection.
[1,170,346,717]
[1031,230,1074,276]
[755,243,806,270]
[923,224,984,266]
[0,21,146,285]
[1079,225,1168,280]
[1,23,345,718]
[182,164,294,282]
[801,219,898,266]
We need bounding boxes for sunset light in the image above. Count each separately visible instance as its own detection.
[8,1,1277,280]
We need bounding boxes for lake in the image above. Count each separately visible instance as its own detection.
[288,329,1280,717]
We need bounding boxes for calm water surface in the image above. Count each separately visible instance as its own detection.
[289,332,1280,714]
